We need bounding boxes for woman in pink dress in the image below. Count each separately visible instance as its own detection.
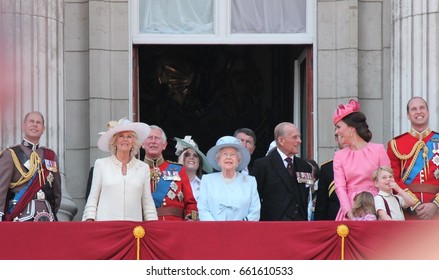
[333,99,391,221]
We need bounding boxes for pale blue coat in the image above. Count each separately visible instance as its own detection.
[198,172,260,221]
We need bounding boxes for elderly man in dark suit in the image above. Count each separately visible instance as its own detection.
[253,122,312,221]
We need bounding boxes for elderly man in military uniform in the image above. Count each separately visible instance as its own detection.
[387,97,439,220]
[0,111,61,222]
[142,125,197,221]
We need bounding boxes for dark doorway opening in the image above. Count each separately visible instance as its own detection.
[137,44,310,162]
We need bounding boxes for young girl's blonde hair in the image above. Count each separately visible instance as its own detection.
[371,166,394,182]
[352,191,376,218]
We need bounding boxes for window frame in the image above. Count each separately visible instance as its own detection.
[130,0,315,45]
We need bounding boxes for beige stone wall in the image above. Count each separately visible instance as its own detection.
[316,0,392,164]
[64,0,129,220]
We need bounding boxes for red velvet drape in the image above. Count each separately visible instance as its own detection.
[1,221,438,260]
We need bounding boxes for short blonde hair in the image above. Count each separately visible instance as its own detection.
[372,166,393,182]
[109,131,141,157]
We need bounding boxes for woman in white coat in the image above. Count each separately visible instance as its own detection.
[198,136,260,221]
[82,118,158,221]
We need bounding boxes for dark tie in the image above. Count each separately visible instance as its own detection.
[285,157,293,176]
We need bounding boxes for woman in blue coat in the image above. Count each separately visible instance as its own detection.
[198,136,260,221]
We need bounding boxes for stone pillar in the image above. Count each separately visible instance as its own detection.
[0,0,78,220]
[317,0,360,163]
[316,0,392,163]
[392,0,439,134]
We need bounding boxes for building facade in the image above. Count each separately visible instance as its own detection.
[1,0,438,220]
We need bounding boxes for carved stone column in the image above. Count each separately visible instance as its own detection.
[0,0,78,220]
[392,0,439,134]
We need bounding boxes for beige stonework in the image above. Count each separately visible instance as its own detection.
[316,0,391,164]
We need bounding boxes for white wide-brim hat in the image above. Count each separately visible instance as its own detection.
[97,117,151,152]
[175,136,213,173]
[206,136,250,172]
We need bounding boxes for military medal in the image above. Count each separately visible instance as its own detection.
[46,172,54,188]
[295,172,302,183]
[296,172,310,184]
[433,155,439,167]
[433,143,438,154]
[171,170,181,181]
[435,169,439,180]
[36,190,45,201]
[177,191,184,202]
[306,173,314,185]
[167,190,176,200]
[170,181,178,192]
[44,159,58,172]
[163,171,171,180]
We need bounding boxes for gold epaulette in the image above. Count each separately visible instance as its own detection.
[320,159,333,168]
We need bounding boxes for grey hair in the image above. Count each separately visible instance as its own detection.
[233,127,256,146]
[149,125,167,142]
[274,122,295,146]
[215,147,242,169]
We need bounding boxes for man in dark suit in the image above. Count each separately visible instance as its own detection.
[233,127,256,176]
[314,159,340,220]
[253,122,312,221]
[314,133,342,220]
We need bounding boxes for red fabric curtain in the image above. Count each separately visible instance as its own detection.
[1,221,438,260]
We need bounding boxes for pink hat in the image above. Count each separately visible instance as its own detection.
[333,99,360,125]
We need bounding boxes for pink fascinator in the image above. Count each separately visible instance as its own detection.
[333,99,360,125]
